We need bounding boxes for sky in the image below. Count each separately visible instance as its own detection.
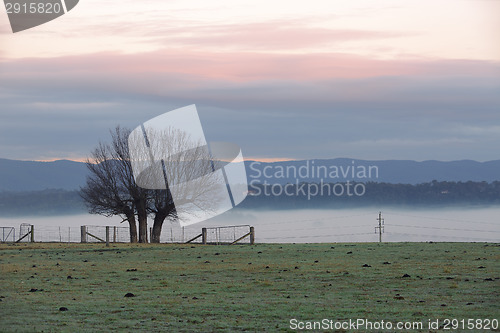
[0,0,499,162]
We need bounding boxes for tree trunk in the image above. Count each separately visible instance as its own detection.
[136,200,148,243]
[138,215,148,243]
[125,210,138,243]
[151,212,167,243]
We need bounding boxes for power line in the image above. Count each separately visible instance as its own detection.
[385,232,500,242]
[256,212,374,227]
[386,224,500,234]
[384,212,499,226]
[261,232,375,240]
[259,224,374,233]
[257,210,499,242]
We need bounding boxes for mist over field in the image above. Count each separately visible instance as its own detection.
[204,207,500,243]
[2,207,499,243]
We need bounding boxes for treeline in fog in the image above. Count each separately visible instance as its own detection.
[240,180,500,209]
[0,180,499,216]
[0,189,85,216]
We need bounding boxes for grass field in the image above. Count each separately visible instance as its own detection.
[0,242,499,332]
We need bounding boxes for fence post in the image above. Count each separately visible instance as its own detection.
[250,226,255,245]
[202,228,207,244]
[106,226,110,247]
[113,226,117,242]
[30,225,34,242]
[81,226,87,243]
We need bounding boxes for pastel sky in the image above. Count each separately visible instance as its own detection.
[0,0,499,162]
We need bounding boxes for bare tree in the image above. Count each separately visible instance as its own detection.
[132,127,223,242]
[81,125,224,243]
[80,127,149,243]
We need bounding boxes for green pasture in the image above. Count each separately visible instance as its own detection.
[0,242,498,332]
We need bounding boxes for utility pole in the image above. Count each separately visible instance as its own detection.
[375,211,384,242]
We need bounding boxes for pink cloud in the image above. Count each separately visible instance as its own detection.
[1,49,498,98]
[71,50,500,80]
[2,16,496,83]
[72,18,408,52]
[152,21,408,51]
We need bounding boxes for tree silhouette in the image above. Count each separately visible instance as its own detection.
[80,127,147,242]
[130,127,222,242]
[81,126,222,243]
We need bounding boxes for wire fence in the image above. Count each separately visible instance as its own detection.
[0,227,15,242]
[158,224,200,243]
[6,224,133,243]
[204,225,252,244]
[82,225,130,243]
[158,224,252,244]
[2,210,498,243]
[30,225,80,243]
[0,223,253,244]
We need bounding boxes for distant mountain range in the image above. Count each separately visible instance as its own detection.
[0,157,499,192]
[0,158,87,191]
